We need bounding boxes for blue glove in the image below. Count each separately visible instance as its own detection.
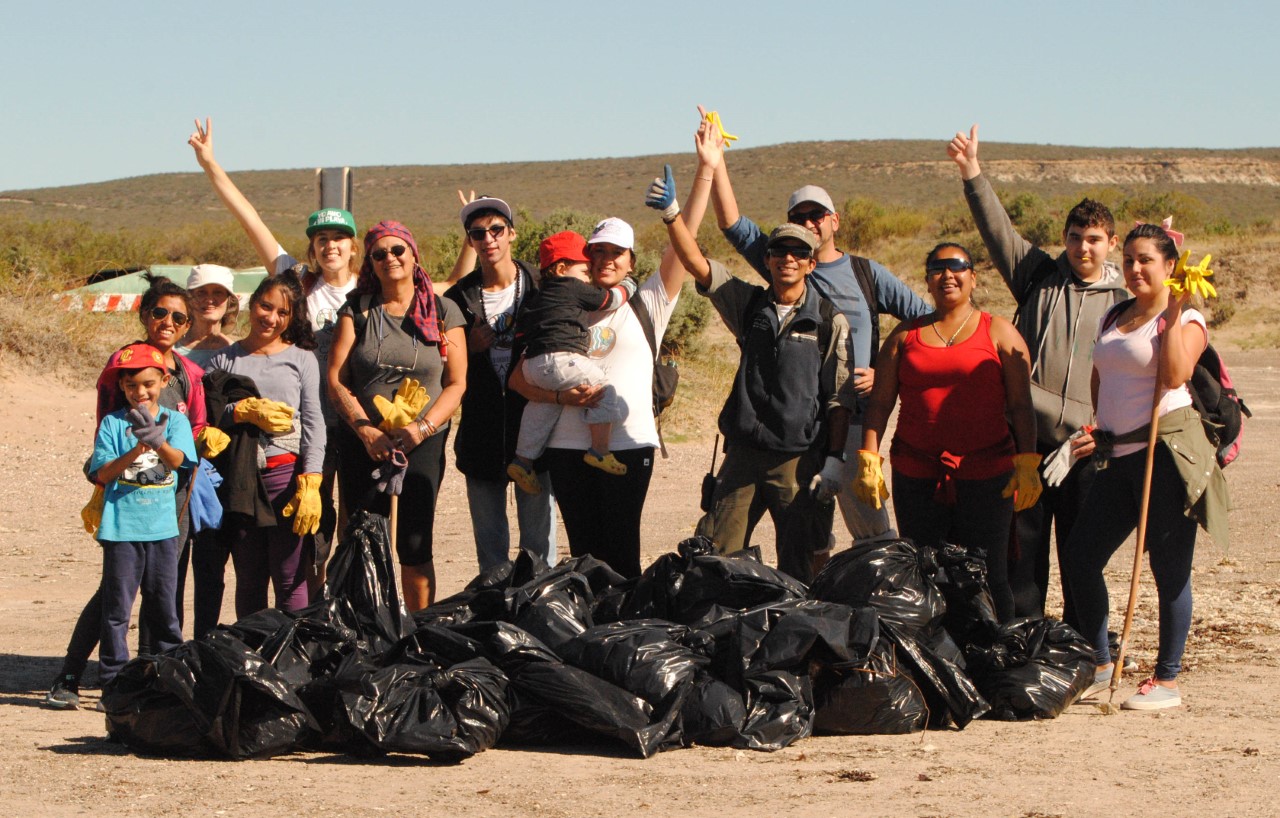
[126,406,169,450]
[645,164,680,222]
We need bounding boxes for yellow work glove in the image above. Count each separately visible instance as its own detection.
[373,378,431,432]
[233,397,295,434]
[1166,250,1217,299]
[281,473,323,535]
[81,484,105,535]
[852,450,889,510]
[196,426,230,459]
[1002,453,1044,512]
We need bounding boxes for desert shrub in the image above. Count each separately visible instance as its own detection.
[999,191,1057,247]
[839,197,929,249]
[1114,189,1207,230]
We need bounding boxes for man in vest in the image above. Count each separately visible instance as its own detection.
[649,145,855,580]
[707,145,930,553]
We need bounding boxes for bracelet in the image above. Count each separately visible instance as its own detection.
[555,390,562,405]
[662,214,679,225]
[696,175,713,182]
[353,418,372,430]
[418,417,438,437]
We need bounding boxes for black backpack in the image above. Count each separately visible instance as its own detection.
[1102,299,1251,467]
[629,296,679,458]
[847,255,880,356]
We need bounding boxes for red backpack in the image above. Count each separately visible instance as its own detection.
[1102,299,1251,467]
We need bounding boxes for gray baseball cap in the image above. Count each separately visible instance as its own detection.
[787,185,836,215]
[460,196,514,228]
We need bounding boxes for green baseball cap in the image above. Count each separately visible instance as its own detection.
[306,208,357,238]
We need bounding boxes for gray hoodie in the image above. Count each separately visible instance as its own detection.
[964,173,1129,447]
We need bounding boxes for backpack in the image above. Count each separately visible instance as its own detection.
[629,296,679,458]
[1102,299,1251,467]
[847,255,880,356]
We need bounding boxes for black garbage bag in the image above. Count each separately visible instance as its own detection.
[509,570,596,653]
[103,630,317,759]
[254,616,362,688]
[680,673,749,746]
[808,537,947,642]
[813,641,928,735]
[556,621,711,754]
[880,620,989,729]
[501,658,669,758]
[739,670,813,750]
[966,618,1096,720]
[932,542,1000,650]
[318,511,415,654]
[623,537,806,626]
[309,653,509,762]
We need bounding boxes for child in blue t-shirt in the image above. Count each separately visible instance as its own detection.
[86,343,197,686]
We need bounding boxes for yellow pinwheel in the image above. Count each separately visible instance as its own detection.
[703,110,739,146]
[1166,250,1217,299]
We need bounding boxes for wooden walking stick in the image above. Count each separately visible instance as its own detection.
[1107,374,1164,707]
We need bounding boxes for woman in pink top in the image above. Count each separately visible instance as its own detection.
[856,243,1039,622]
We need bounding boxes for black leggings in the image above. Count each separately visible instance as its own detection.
[543,447,654,578]
[337,424,449,566]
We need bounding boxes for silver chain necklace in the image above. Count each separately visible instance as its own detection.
[932,305,977,347]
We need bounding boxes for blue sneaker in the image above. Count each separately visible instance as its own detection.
[1122,677,1181,710]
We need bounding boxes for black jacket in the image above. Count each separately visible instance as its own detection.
[444,260,540,480]
[203,369,275,528]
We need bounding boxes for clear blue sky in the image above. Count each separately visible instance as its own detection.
[2,0,1276,192]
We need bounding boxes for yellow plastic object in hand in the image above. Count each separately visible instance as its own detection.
[852,450,889,510]
[373,378,430,432]
[196,426,230,459]
[281,473,322,535]
[703,110,739,146]
[81,484,105,535]
[233,397,295,434]
[1166,250,1217,299]
[1002,452,1044,512]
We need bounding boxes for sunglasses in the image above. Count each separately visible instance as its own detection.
[766,245,814,260]
[788,208,829,225]
[466,224,508,242]
[925,257,973,275]
[370,245,409,263]
[147,306,189,326]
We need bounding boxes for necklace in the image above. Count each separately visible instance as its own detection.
[932,305,977,347]
[477,269,522,341]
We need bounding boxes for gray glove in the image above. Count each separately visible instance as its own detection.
[808,455,845,503]
[126,406,169,450]
[1042,427,1089,487]
[372,448,409,496]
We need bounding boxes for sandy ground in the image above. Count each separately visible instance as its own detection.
[1,353,1277,818]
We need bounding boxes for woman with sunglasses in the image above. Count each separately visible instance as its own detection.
[46,275,208,709]
[855,243,1040,622]
[206,272,326,618]
[328,221,467,609]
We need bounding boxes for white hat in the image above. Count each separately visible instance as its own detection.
[460,196,515,228]
[786,185,836,215]
[586,217,635,250]
[187,264,235,293]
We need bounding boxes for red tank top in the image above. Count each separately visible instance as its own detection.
[890,311,1015,480]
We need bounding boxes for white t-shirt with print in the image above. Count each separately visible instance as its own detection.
[273,247,355,333]
[544,274,678,452]
[1094,307,1205,458]
[481,281,519,383]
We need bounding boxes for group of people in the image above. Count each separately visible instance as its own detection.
[45,114,1228,716]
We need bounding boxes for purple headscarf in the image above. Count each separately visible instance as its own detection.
[358,220,444,355]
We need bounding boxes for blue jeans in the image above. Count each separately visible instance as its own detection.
[99,536,183,684]
[891,470,1016,622]
[1062,446,1196,681]
[466,474,557,572]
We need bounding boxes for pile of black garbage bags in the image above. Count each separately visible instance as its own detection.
[101,514,1098,761]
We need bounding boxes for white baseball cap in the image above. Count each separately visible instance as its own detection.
[787,185,836,215]
[586,217,635,250]
[187,264,235,294]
